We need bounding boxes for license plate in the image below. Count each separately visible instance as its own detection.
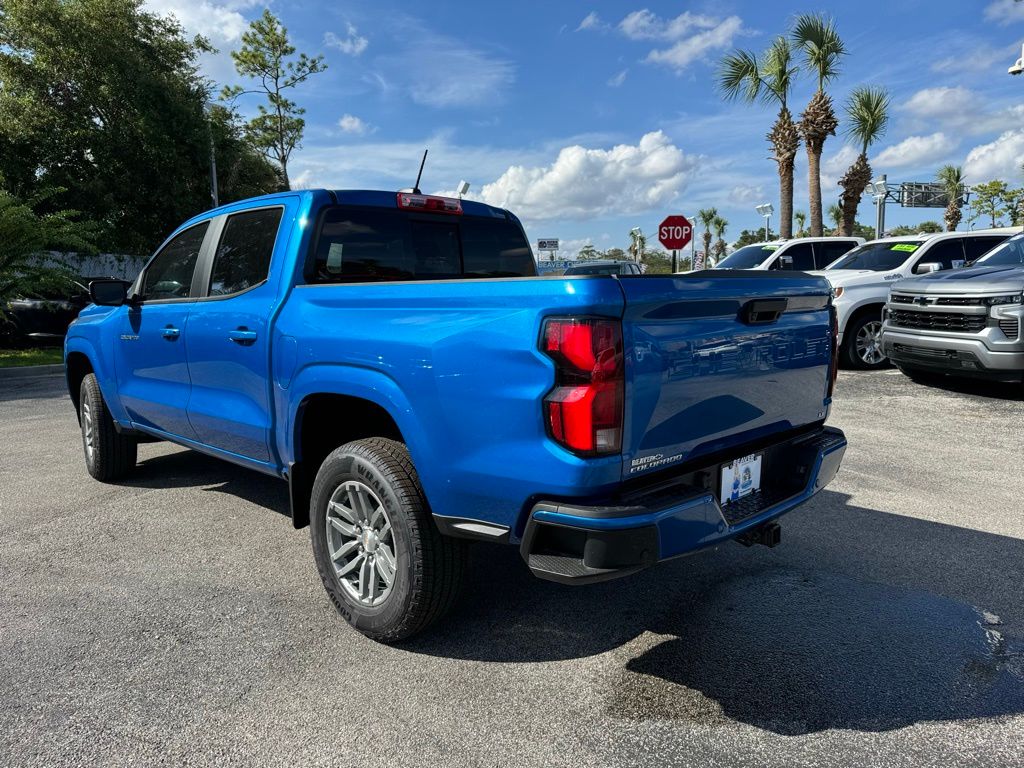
[720,453,762,505]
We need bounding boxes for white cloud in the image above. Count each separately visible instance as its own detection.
[873,133,956,168]
[819,145,859,196]
[984,0,1024,24]
[291,169,318,190]
[964,129,1024,183]
[338,114,370,135]
[607,69,628,87]
[619,9,721,40]
[144,0,255,44]
[470,131,700,221]
[576,11,608,32]
[932,41,1020,73]
[728,184,766,206]
[374,20,515,108]
[324,23,368,56]
[643,16,745,72]
[903,87,980,119]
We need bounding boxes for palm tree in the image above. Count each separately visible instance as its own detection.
[838,87,889,236]
[827,203,842,235]
[935,165,966,232]
[712,215,729,263]
[628,228,647,262]
[697,207,717,267]
[792,13,846,237]
[719,37,800,238]
[794,210,807,236]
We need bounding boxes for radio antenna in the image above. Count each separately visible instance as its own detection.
[413,149,428,194]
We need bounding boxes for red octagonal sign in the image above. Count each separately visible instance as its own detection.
[658,214,693,250]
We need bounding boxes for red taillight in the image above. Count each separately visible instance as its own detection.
[396,192,462,215]
[542,317,624,455]
[828,304,839,397]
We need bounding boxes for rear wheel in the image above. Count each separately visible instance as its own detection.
[310,438,467,643]
[843,312,888,369]
[79,373,137,481]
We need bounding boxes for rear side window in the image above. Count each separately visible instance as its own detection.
[142,222,209,300]
[209,208,283,296]
[312,207,535,283]
[817,241,856,267]
[919,239,965,270]
[963,236,1008,262]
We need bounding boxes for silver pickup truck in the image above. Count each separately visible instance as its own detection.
[881,232,1024,382]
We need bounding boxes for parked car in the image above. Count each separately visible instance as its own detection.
[709,237,863,272]
[881,232,1024,382]
[813,228,1019,369]
[1,276,106,346]
[66,189,847,642]
[563,259,643,275]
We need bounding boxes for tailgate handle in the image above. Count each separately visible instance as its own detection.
[741,298,788,325]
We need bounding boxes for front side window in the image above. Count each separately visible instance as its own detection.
[780,243,815,271]
[209,208,283,296]
[142,222,209,300]
[917,239,965,271]
[818,241,857,267]
[964,236,1010,262]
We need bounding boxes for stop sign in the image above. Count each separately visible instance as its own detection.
[658,214,693,250]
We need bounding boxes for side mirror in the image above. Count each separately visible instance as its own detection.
[914,262,942,275]
[89,279,133,306]
[779,254,794,269]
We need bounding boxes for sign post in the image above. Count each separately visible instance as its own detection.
[658,214,693,273]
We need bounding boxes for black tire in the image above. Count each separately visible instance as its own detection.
[310,438,467,643]
[79,373,137,481]
[842,311,889,370]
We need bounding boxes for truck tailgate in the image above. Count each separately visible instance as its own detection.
[620,272,833,479]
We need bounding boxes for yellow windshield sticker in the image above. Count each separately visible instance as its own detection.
[890,243,919,252]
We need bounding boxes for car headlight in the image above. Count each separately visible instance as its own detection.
[985,294,1023,306]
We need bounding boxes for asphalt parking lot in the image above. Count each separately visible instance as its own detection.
[3,370,1024,767]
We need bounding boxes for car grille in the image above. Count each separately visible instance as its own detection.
[999,318,1019,339]
[890,294,986,306]
[888,309,986,332]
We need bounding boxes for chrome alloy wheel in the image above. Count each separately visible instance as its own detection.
[855,320,886,365]
[325,480,397,607]
[81,400,95,462]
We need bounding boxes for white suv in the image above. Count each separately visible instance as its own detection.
[711,237,863,272]
[815,228,1019,369]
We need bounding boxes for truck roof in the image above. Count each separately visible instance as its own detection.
[190,189,515,225]
[866,227,1022,245]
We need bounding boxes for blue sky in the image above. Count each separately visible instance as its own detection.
[149,0,1024,255]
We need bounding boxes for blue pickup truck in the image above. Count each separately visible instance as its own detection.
[66,189,847,641]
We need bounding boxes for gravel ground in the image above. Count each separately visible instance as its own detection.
[2,369,1024,767]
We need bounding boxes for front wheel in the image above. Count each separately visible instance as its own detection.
[79,373,137,481]
[843,312,888,369]
[310,438,467,643]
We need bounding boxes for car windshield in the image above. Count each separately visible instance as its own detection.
[715,244,779,269]
[975,234,1024,266]
[826,240,923,271]
[565,263,624,275]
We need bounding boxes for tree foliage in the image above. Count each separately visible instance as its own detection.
[222,10,326,189]
[971,181,1013,228]
[0,184,99,322]
[838,86,889,236]
[935,165,966,232]
[0,0,278,254]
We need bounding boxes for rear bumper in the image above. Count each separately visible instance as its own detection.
[520,426,847,584]
[881,327,1024,381]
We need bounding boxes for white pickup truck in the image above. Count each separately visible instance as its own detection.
[813,228,1019,369]
[712,237,863,272]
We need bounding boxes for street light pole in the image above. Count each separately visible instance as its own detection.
[755,203,774,242]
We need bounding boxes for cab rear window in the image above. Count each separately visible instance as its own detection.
[310,207,535,283]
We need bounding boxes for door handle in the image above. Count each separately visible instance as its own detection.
[228,328,258,345]
[161,326,180,340]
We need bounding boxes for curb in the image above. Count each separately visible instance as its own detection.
[0,364,65,380]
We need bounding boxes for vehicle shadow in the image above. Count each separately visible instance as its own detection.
[125,447,291,517]
[406,490,1024,735]
[901,371,1024,401]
